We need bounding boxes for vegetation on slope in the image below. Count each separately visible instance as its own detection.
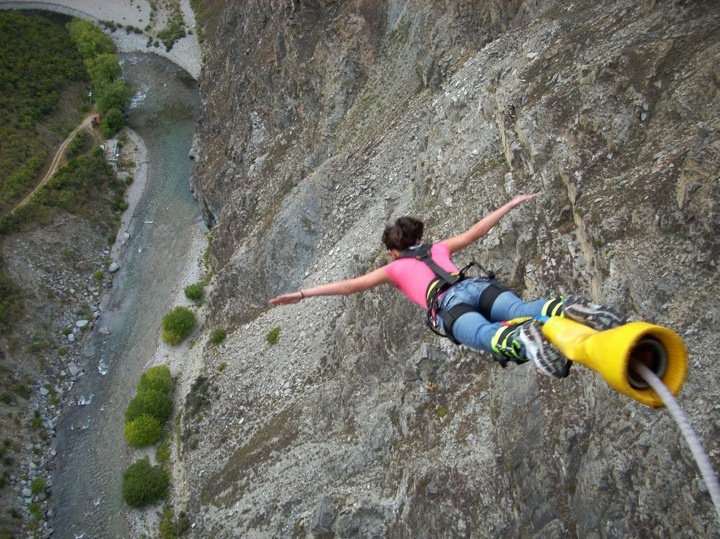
[0,11,87,215]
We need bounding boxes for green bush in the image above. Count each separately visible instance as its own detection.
[124,414,163,447]
[125,389,173,423]
[210,327,226,345]
[184,282,204,303]
[0,264,24,333]
[266,326,281,345]
[161,306,196,345]
[122,457,169,508]
[100,107,125,137]
[138,364,172,394]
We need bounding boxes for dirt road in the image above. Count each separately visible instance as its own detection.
[11,114,97,214]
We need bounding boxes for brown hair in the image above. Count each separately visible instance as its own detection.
[382,216,424,251]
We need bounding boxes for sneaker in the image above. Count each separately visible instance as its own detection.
[518,320,571,378]
[562,295,626,331]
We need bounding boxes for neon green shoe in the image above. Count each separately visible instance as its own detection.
[562,296,626,331]
[491,319,570,378]
[517,320,571,378]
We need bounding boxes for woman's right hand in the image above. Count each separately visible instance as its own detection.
[269,291,303,306]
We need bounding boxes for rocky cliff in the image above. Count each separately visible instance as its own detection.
[183,1,720,536]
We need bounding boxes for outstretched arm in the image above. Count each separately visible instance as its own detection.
[269,266,391,306]
[443,193,538,254]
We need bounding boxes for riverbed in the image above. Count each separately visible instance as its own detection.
[48,53,202,539]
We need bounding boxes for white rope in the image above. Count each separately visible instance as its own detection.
[633,362,720,523]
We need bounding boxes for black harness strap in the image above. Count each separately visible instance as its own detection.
[398,244,461,308]
[438,303,476,345]
[478,281,507,319]
[397,243,504,345]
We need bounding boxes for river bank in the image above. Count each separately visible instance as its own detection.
[45,51,203,537]
[0,0,202,79]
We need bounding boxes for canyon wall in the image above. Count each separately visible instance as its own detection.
[183,1,720,536]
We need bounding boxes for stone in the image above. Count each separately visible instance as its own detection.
[310,496,335,536]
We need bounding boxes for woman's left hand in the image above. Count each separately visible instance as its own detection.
[509,193,538,208]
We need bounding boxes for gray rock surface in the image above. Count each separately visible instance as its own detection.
[182,1,720,537]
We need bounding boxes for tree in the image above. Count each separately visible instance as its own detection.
[96,79,131,115]
[100,108,125,137]
[66,19,113,58]
[84,53,121,89]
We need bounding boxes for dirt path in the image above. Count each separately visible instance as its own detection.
[10,113,98,214]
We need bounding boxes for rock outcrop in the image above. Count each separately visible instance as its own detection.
[184,1,720,536]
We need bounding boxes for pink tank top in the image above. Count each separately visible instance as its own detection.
[384,242,458,308]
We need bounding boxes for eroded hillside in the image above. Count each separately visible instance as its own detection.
[182,1,720,536]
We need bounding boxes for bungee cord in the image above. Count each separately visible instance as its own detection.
[633,362,720,523]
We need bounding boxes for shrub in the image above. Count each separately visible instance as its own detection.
[158,505,177,539]
[138,365,172,394]
[125,389,173,423]
[30,477,45,495]
[100,107,125,137]
[184,282,204,303]
[162,306,196,345]
[266,326,281,345]
[93,270,104,281]
[124,414,163,447]
[156,440,170,464]
[210,327,226,345]
[0,265,24,333]
[122,457,169,508]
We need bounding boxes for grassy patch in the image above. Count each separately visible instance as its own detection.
[266,326,281,345]
[210,327,226,345]
[201,407,299,506]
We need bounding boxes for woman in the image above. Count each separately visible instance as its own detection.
[270,194,624,378]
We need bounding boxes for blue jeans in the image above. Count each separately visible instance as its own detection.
[437,279,546,352]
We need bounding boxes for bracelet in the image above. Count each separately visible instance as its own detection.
[299,290,305,300]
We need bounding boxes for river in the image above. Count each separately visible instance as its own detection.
[48,53,201,538]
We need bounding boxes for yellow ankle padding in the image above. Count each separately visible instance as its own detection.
[542,317,687,407]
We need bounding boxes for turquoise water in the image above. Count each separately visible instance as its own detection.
[49,53,200,538]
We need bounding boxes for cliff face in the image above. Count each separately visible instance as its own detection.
[184,1,720,536]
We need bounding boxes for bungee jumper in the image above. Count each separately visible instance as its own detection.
[269,193,625,379]
[270,194,719,518]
